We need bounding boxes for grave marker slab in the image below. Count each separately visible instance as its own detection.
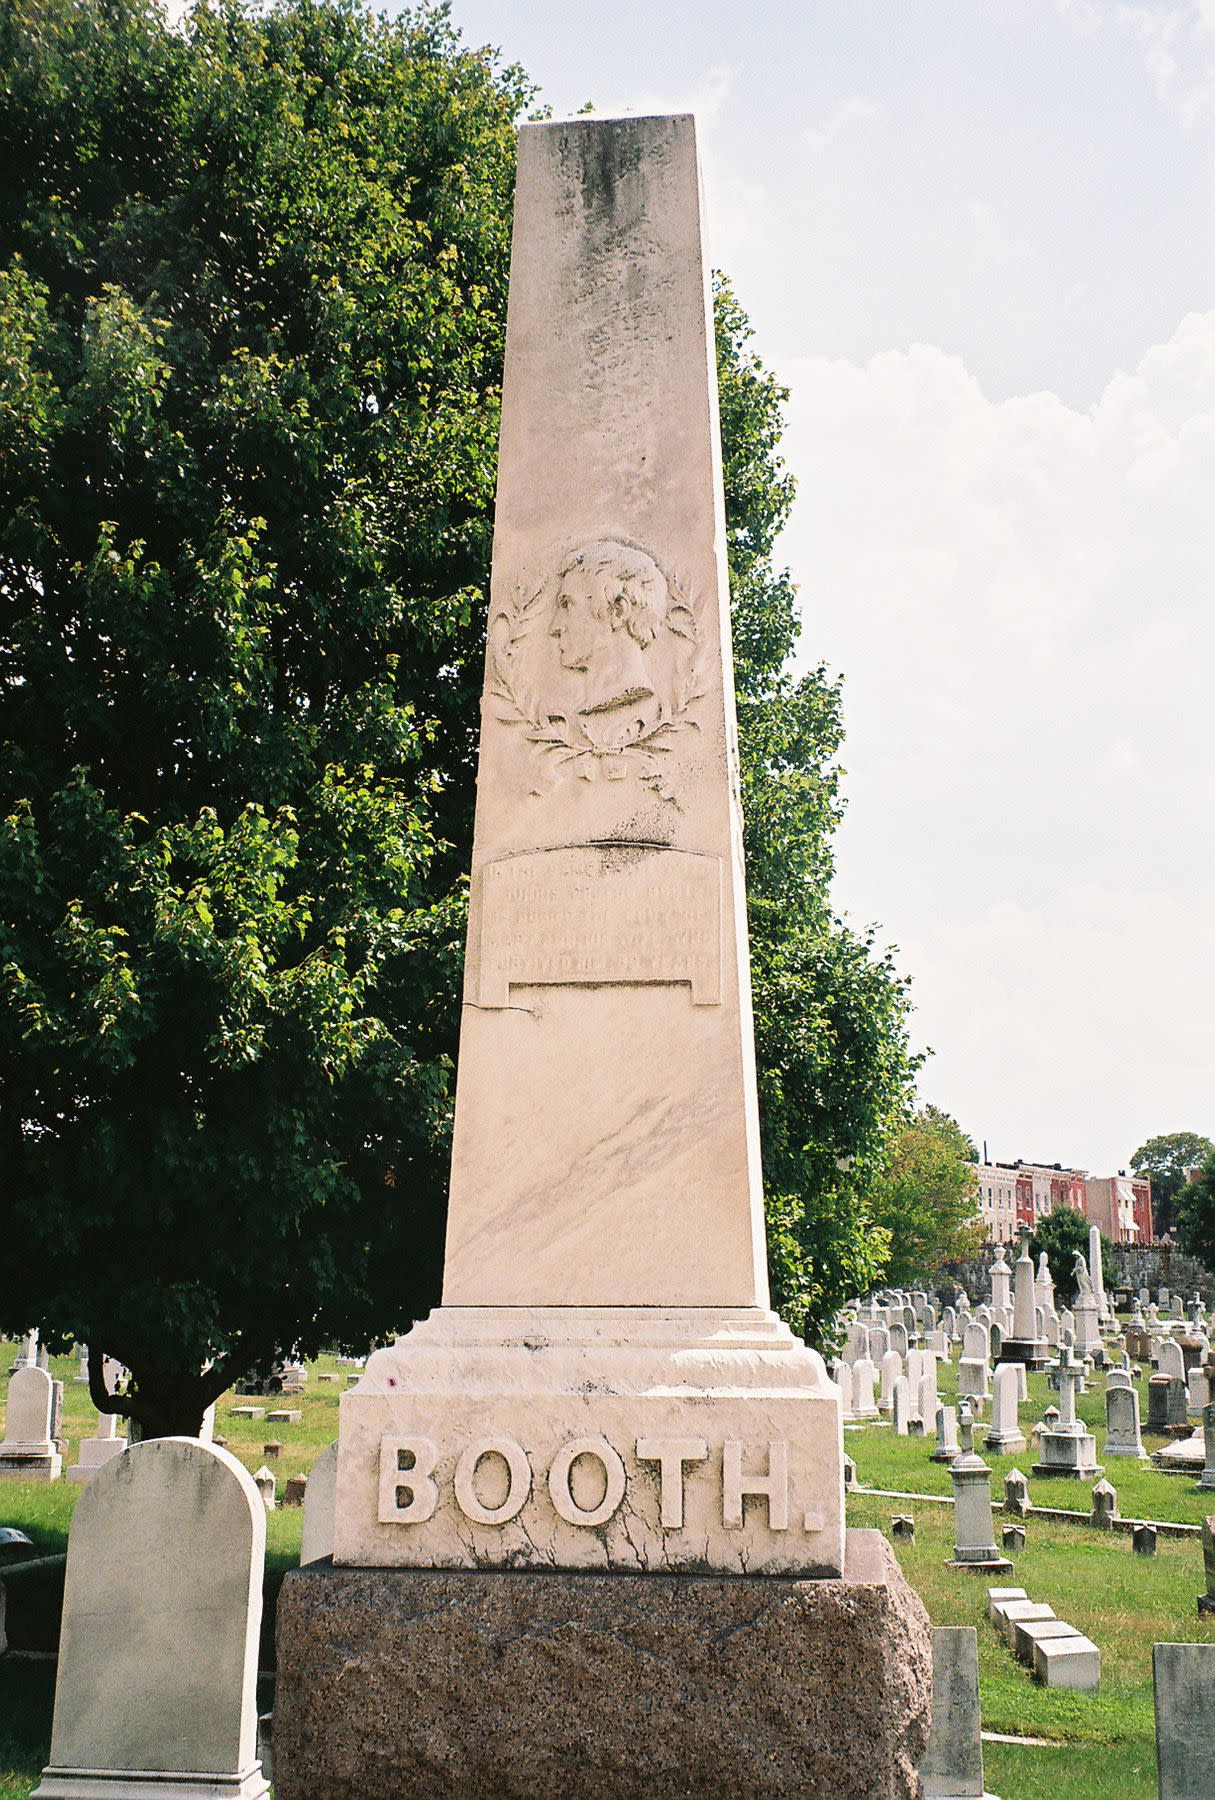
[33,1440,268,1798]
[920,1627,992,1799]
[1153,1643,1215,1799]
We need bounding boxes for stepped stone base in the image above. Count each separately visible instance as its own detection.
[273,1530,932,1800]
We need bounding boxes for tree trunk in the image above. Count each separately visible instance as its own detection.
[90,1348,234,1440]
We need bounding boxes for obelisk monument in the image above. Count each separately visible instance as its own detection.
[277,113,931,1800]
[332,111,841,1578]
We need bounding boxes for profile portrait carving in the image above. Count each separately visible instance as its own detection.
[488,538,702,798]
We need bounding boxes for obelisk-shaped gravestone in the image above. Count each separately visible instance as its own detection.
[443,113,765,1309]
[333,113,842,1580]
[278,114,933,1800]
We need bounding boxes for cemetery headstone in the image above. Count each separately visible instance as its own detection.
[1200,1518,1215,1617]
[1032,1347,1102,1479]
[984,1363,1026,1455]
[1004,1468,1030,1518]
[1153,1642,1215,1799]
[274,112,931,1800]
[1105,1383,1146,1460]
[920,1627,988,1800]
[66,1408,127,1485]
[1090,1478,1118,1529]
[932,1405,960,1464]
[880,1348,904,1412]
[0,1365,61,1481]
[948,1423,1011,1572]
[1132,1523,1157,1556]
[32,1440,269,1799]
[852,1356,881,1419]
[1202,1402,1215,1491]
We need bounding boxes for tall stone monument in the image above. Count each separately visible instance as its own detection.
[275,112,930,1800]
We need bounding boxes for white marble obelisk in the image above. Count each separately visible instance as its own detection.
[333,113,842,1578]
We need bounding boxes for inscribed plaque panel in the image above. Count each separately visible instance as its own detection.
[475,844,722,1007]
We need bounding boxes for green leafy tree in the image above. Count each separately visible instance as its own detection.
[0,0,523,1434]
[1028,1207,1110,1304]
[1130,1131,1214,1238]
[1173,1151,1215,1272]
[0,0,917,1429]
[864,1103,983,1288]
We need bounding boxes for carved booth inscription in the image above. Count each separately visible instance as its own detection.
[378,1433,827,1537]
[475,845,723,1007]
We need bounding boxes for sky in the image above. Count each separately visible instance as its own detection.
[434,0,1215,1176]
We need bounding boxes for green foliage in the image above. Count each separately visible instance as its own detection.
[0,0,917,1421]
[863,1102,983,1287]
[715,278,918,1339]
[1173,1149,1215,1272]
[1130,1130,1213,1237]
[0,0,525,1430]
[1029,1207,1110,1303]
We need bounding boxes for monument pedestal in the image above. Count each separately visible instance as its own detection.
[273,1530,931,1800]
[334,1305,844,1579]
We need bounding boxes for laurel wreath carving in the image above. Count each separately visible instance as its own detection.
[487,561,705,803]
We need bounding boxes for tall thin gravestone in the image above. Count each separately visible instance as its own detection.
[275,112,931,1800]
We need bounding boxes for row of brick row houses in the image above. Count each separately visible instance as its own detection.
[972,1158,1153,1245]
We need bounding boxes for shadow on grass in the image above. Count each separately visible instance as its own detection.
[0,1655,54,1797]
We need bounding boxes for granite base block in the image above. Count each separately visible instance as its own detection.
[274,1529,932,1800]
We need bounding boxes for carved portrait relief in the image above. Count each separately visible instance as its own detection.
[489,539,703,798]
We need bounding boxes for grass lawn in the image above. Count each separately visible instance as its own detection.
[1,1336,1213,1799]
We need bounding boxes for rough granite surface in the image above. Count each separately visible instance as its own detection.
[273,1528,931,1800]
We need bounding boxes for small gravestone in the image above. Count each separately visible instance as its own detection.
[920,1626,988,1799]
[1004,1468,1030,1518]
[266,1409,302,1425]
[1090,1478,1118,1530]
[32,1439,269,1798]
[852,1357,880,1419]
[1200,1517,1215,1617]
[842,1452,857,1493]
[1132,1523,1157,1557]
[932,1404,959,1464]
[1105,1383,1146,1459]
[283,1473,308,1508]
[262,1441,284,1460]
[66,1408,127,1485]
[253,1466,276,1511]
[230,1405,265,1420]
[984,1363,1025,1454]
[1002,1523,1026,1552]
[0,1365,61,1481]
[1153,1642,1215,1799]
[1200,1401,1215,1492]
[1033,1633,1100,1689]
[891,1515,915,1541]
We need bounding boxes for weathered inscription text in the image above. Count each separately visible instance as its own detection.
[475,845,723,1007]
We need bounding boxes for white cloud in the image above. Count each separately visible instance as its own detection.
[1059,0,1215,123]
[778,313,1215,1170]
